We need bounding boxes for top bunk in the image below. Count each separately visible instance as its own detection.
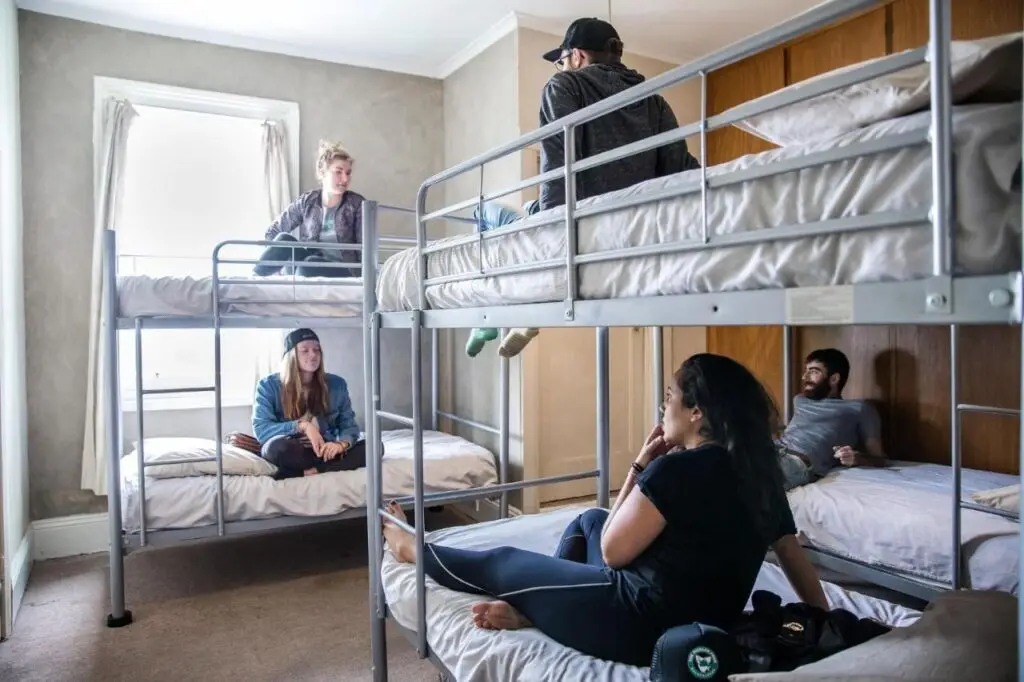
[371,2,1023,330]
[106,217,420,331]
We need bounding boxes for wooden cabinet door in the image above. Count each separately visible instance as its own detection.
[523,327,647,505]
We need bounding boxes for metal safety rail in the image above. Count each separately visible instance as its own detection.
[101,201,444,629]
[362,0,1023,678]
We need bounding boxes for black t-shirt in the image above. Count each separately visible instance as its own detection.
[622,442,796,632]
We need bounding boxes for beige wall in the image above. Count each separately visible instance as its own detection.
[18,10,444,520]
[439,33,526,507]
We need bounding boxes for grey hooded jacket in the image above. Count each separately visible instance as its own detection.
[538,63,701,211]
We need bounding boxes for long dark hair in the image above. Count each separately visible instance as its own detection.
[675,353,785,542]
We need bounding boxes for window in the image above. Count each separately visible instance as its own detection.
[96,78,300,411]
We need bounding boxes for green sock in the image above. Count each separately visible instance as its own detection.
[465,328,499,357]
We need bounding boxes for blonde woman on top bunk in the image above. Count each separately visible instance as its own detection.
[252,328,369,480]
[253,141,366,279]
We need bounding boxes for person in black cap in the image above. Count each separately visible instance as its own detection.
[538,16,701,210]
[251,328,370,479]
[468,18,702,360]
[381,353,827,667]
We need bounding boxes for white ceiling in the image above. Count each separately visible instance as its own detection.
[17,0,823,79]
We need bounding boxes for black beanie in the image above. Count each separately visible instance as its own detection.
[284,328,319,356]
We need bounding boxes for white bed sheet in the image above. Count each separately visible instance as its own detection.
[120,429,496,532]
[378,102,1022,312]
[788,460,1019,593]
[116,273,364,318]
[380,506,922,682]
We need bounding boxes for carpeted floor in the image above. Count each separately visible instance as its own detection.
[0,509,469,682]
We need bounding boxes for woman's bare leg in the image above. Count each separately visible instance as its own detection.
[381,501,531,631]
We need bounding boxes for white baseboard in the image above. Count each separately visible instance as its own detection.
[32,513,109,561]
[10,528,34,624]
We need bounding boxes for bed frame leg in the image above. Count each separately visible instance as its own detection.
[103,229,133,628]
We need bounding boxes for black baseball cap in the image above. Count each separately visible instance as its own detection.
[542,18,620,63]
[284,328,319,356]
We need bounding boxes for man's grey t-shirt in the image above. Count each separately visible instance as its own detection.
[777,395,882,476]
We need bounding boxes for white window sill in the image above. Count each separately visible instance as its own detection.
[122,393,253,413]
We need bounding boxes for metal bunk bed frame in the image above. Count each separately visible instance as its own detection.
[362,0,1023,679]
[100,205,478,629]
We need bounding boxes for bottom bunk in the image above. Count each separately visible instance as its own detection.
[379,506,922,682]
[787,460,1019,595]
[119,429,497,541]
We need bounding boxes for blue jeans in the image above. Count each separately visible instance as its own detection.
[777,445,815,491]
[473,199,539,232]
[420,508,658,666]
[253,232,356,278]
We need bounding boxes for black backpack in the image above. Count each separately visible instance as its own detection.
[650,590,893,681]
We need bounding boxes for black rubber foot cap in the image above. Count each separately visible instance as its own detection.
[428,506,444,512]
[106,610,133,628]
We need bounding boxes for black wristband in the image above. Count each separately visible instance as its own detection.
[630,461,645,476]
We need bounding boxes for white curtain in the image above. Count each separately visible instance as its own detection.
[82,98,137,495]
[261,120,291,222]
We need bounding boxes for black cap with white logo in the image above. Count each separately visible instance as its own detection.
[542,17,620,63]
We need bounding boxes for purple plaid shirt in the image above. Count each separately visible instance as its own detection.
[265,188,366,265]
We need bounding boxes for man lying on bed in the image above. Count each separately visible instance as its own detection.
[777,348,887,491]
[466,17,702,359]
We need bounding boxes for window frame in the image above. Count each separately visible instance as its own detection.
[94,77,300,412]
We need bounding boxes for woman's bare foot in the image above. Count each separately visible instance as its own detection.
[382,500,416,564]
[470,601,531,631]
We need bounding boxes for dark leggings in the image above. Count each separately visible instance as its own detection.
[421,507,656,666]
[253,232,356,278]
[263,437,371,480]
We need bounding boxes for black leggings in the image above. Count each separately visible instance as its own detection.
[263,437,371,480]
[421,508,657,666]
[253,232,356,278]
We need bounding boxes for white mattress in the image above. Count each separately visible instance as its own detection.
[788,460,1019,593]
[116,273,364,318]
[378,102,1022,312]
[120,429,497,532]
[380,506,922,682]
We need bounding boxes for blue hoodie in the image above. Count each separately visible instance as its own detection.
[252,373,361,452]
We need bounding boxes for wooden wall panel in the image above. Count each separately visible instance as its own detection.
[787,7,888,83]
[708,326,786,408]
[891,0,1023,52]
[705,48,786,166]
[702,0,1022,475]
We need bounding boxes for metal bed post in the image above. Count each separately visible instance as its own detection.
[134,318,147,546]
[410,308,428,658]
[699,70,709,243]
[499,327,510,518]
[949,324,962,590]
[211,248,226,536]
[928,0,954,278]
[563,124,578,319]
[596,327,611,509]
[651,327,664,426]
[928,0,957,590]
[783,325,792,424]
[103,229,132,628]
[431,328,439,432]
[360,200,388,682]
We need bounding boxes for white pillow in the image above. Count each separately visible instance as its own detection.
[970,482,1020,514]
[734,31,1022,147]
[123,437,277,479]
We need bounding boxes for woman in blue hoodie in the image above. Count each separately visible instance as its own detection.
[252,328,366,480]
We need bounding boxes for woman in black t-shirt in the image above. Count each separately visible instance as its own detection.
[382,352,827,666]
